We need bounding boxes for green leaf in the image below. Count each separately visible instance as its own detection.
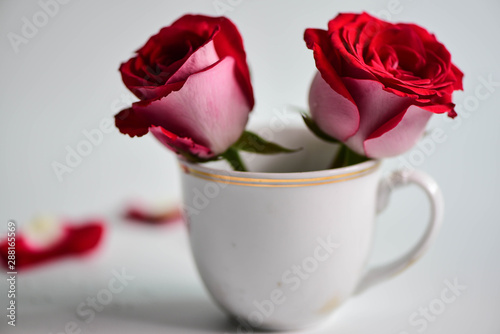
[232,131,300,155]
[301,113,339,144]
[221,148,247,172]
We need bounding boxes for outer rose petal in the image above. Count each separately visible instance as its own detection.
[451,64,464,90]
[168,39,219,83]
[115,108,150,137]
[150,126,214,160]
[119,26,194,100]
[134,57,250,155]
[363,105,432,158]
[342,78,415,155]
[327,12,360,32]
[304,28,360,109]
[120,65,184,101]
[308,72,360,141]
[171,15,254,108]
[418,102,455,114]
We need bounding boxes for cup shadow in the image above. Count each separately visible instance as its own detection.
[99,296,377,333]
[99,297,239,333]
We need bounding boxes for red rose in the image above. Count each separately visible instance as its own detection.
[115,15,254,160]
[305,13,463,158]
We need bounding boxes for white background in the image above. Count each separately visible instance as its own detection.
[1,0,499,333]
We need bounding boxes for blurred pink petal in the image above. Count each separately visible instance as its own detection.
[125,203,183,225]
[0,219,104,270]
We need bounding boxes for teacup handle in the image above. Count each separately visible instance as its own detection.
[354,169,444,294]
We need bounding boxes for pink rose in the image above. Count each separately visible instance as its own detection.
[115,15,254,160]
[305,13,463,158]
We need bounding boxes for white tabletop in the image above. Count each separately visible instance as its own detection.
[1,214,499,334]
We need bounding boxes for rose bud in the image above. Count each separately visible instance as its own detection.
[304,13,463,158]
[114,15,254,161]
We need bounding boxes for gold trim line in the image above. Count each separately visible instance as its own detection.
[181,162,380,188]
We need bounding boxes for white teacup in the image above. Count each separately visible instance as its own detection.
[179,127,443,331]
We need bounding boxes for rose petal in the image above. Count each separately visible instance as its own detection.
[369,25,426,62]
[168,38,219,83]
[328,13,383,80]
[138,27,204,67]
[150,126,214,160]
[451,64,464,90]
[418,102,455,114]
[115,108,151,137]
[170,15,254,108]
[342,77,414,154]
[327,12,360,32]
[357,18,387,53]
[0,220,104,270]
[125,203,183,225]
[304,28,357,105]
[120,27,201,99]
[134,56,250,155]
[308,72,360,141]
[363,105,432,158]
